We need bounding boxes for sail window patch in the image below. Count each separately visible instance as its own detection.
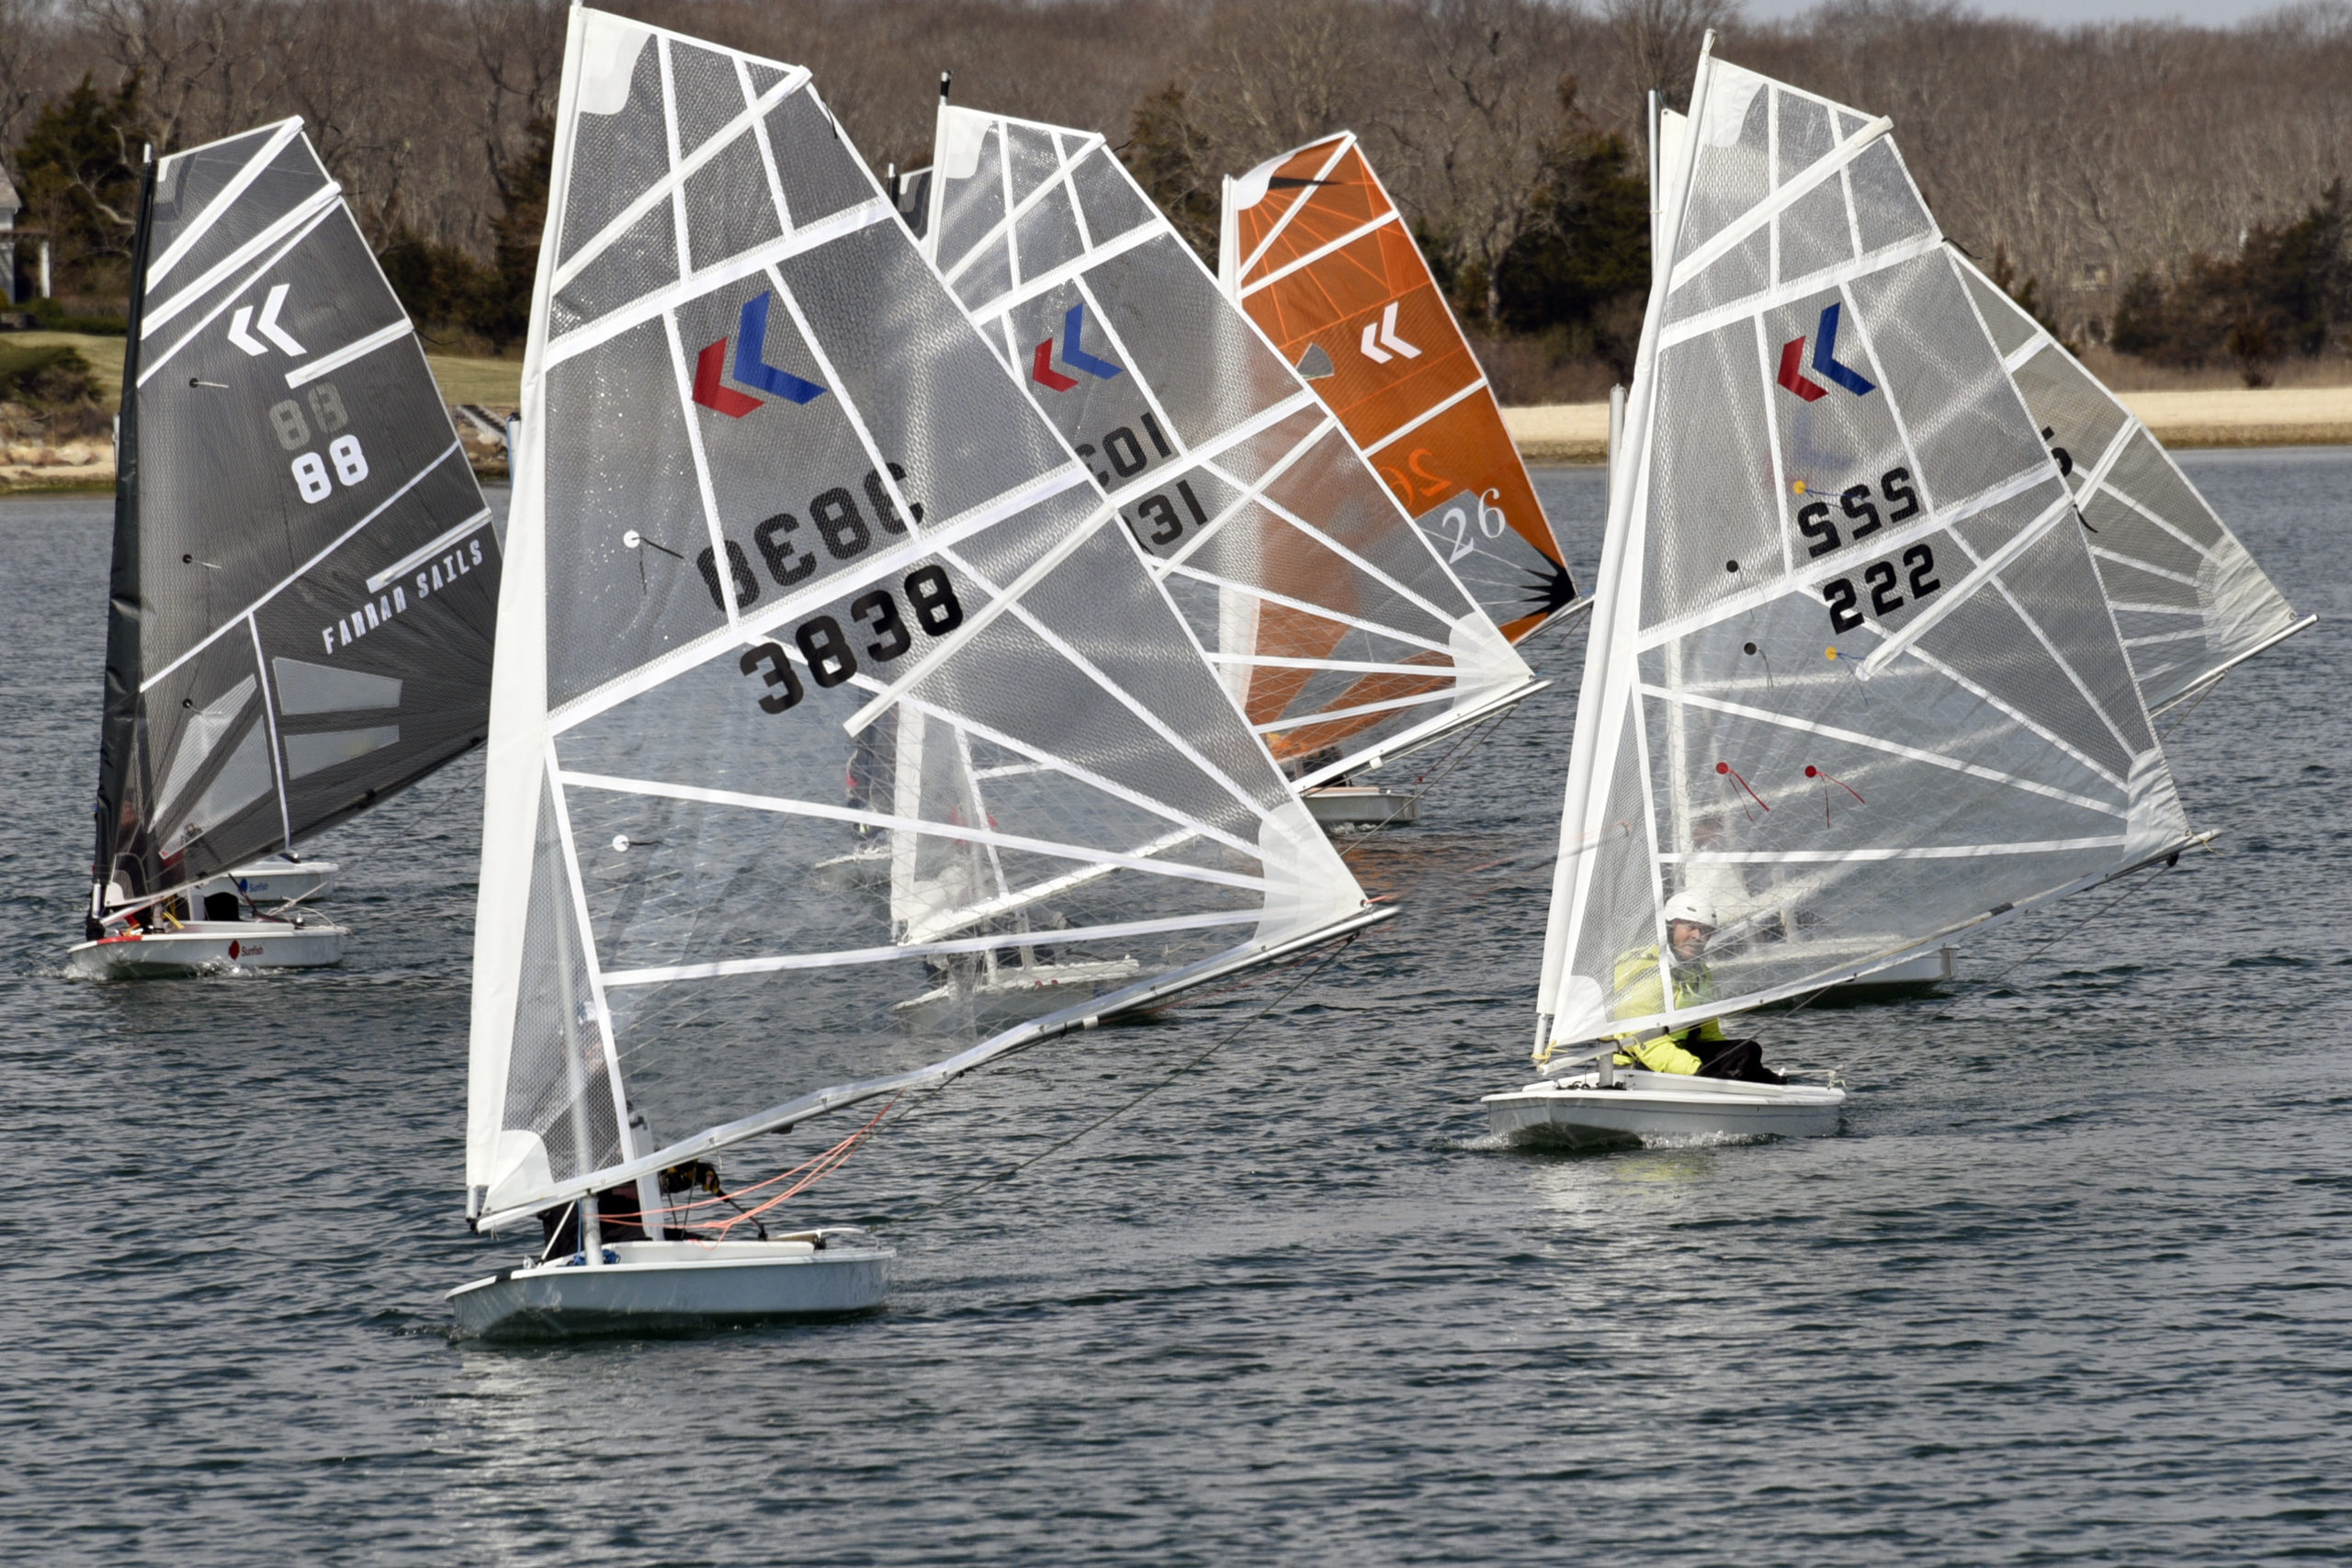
[272,659,402,716]
[283,726,401,779]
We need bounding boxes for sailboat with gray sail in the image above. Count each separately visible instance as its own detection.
[449,8,1390,1333]
[1487,46,2207,1145]
[72,118,501,978]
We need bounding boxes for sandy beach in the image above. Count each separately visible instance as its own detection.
[1501,385,2352,465]
[7,336,2349,490]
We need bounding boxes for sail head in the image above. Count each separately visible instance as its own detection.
[1224,132,1576,640]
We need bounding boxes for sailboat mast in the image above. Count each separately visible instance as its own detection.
[1532,38,1715,1046]
[88,147,159,940]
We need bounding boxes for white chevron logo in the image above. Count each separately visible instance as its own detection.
[227,283,306,358]
[1358,301,1420,365]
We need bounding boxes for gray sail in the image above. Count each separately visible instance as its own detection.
[88,118,498,928]
[465,10,1382,1234]
[921,106,1535,790]
[1952,253,2312,715]
[1537,57,2196,1055]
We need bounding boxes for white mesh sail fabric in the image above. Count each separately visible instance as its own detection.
[1951,252,2311,716]
[466,9,1376,1230]
[919,106,1534,790]
[1536,56,2197,1054]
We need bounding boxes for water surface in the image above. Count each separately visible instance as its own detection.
[3,451,2347,1563]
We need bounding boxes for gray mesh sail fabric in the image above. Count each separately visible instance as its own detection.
[921,107,1533,791]
[1535,57,2196,1054]
[89,118,499,922]
[1951,252,2308,715]
[466,10,1375,1230]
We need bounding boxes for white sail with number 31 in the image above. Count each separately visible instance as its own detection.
[1486,44,2204,1146]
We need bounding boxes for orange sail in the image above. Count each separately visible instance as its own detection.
[1223,133,1576,643]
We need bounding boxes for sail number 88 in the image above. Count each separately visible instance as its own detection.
[292,437,368,502]
[268,381,366,504]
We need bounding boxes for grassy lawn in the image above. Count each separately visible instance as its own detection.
[3,330,519,409]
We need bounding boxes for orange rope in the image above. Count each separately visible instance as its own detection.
[593,1093,902,1235]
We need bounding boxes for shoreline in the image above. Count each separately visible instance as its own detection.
[1501,385,2352,465]
[6,386,2348,493]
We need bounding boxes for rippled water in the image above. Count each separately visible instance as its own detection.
[5,451,2348,1564]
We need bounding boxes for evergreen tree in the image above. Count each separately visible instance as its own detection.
[1490,96,1649,378]
[15,73,144,299]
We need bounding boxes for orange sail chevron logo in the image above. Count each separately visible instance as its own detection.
[1359,301,1420,365]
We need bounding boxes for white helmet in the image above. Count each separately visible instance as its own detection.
[1662,892,1718,929]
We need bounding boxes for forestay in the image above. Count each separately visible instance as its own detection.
[1223,132,1576,642]
[1951,253,2312,716]
[89,119,499,928]
[468,10,1381,1233]
[918,106,1534,789]
[1537,56,2197,1054]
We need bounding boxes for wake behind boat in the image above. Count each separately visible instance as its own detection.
[452,8,1392,1336]
[72,118,501,979]
[1489,42,2207,1147]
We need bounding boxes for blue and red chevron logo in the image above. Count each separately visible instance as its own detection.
[693,291,827,417]
[1030,303,1121,392]
[1778,301,1874,402]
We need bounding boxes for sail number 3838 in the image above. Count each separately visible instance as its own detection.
[738,565,965,714]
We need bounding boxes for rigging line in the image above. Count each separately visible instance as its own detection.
[1817,855,2187,1077]
[899,932,1365,1220]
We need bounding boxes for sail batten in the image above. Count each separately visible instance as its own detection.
[1224,132,1577,645]
[926,107,1531,786]
[1950,248,2308,713]
[468,9,1379,1228]
[89,122,501,919]
[1538,56,2194,1054]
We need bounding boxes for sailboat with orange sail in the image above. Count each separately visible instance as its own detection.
[1221,133,1579,653]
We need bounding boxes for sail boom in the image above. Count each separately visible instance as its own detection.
[2149,615,2317,716]
[1569,831,2209,1047]
[475,901,1398,1233]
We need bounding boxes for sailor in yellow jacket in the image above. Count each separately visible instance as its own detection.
[1607,893,1783,1084]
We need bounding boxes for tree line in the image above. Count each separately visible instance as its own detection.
[5,0,2349,398]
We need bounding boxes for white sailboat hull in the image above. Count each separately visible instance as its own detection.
[1302,785,1419,829]
[209,857,341,904]
[1824,944,1954,997]
[1483,1069,1845,1147]
[447,1235,892,1336]
[65,919,348,977]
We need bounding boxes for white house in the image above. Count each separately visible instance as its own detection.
[0,164,19,305]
